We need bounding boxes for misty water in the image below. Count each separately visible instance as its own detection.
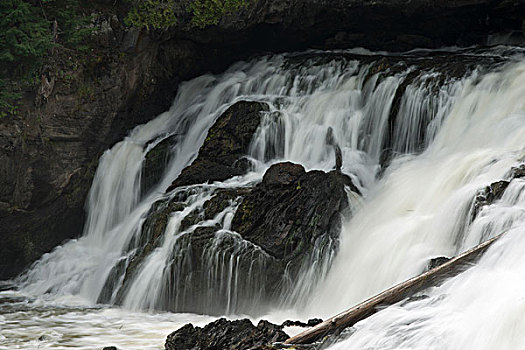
[2,45,525,349]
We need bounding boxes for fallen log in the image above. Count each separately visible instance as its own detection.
[284,232,504,345]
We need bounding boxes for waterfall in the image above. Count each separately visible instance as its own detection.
[319,60,525,349]
[17,47,523,330]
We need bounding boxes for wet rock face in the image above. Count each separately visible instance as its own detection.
[472,180,510,220]
[167,101,269,190]
[105,158,358,314]
[165,318,288,350]
[472,163,525,221]
[141,135,179,196]
[426,256,451,271]
[233,162,359,263]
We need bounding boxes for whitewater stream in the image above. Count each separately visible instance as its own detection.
[2,46,525,349]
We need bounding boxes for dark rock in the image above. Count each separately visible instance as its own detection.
[471,163,525,221]
[262,162,306,186]
[108,197,189,304]
[167,101,269,191]
[376,53,503,170]
[102,347,118,350]
[281,318,323,328]
[141,135,179,196]
[165,318,287,350]
[100,156,356,314]
[472,180,510,221]
[426,256,451,271]
[233,162,359,262]
[107,187,266,314]
[307,318,324,327]
[202,188,251,220]
[509,163,525,179]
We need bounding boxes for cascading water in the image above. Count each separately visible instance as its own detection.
[319,59,525,349]
[20,51,468,315]
[2,46,525,349]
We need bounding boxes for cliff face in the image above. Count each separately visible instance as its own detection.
[1,0,524,279]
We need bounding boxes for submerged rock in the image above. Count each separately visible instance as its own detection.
[167,101,269,191]
[472,180,510,220]
[471,163,525,221]
[426,256,451,271]
[281,318,323,328]
[165,318,287,350]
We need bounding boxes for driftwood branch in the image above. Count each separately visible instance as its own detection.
[285,232,504,345]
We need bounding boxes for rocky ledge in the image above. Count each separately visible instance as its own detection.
[165,318,287,350]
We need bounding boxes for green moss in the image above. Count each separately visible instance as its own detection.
[205,129,216,142]
[125,0,178,30]
[240,200,254,223]
[189,0,251,28]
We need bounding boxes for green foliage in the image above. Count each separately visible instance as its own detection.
[123,0,251,31]
[0,80,21,118]
[125,0,177,30]
[0,0,53,78]
[189,0,250,28]
[42,0,93,49]
[0,0,92,117]
[0,0,52,116]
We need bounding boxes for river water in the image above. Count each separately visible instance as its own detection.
[2,46,525,349]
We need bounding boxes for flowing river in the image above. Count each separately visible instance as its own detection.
[2,45,525,349]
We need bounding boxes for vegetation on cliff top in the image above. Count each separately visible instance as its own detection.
[124,0,178,30]
[189,0,251,28]
[0,0,250,117]
[0,0,91,117]
[125,0,250,30]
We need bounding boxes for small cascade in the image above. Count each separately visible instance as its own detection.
[17,49,511,320]
[327,177,525,350]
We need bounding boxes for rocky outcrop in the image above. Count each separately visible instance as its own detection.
[104,161,358,314]
[167,101,269,190]
[232,162,359,264]
[165,318,288,350]
[471,164,525,221]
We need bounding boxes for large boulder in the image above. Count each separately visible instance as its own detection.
[165,318,288,350]
[100,162,359,315]
[232,162,359,264]
[167,101,269,190]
